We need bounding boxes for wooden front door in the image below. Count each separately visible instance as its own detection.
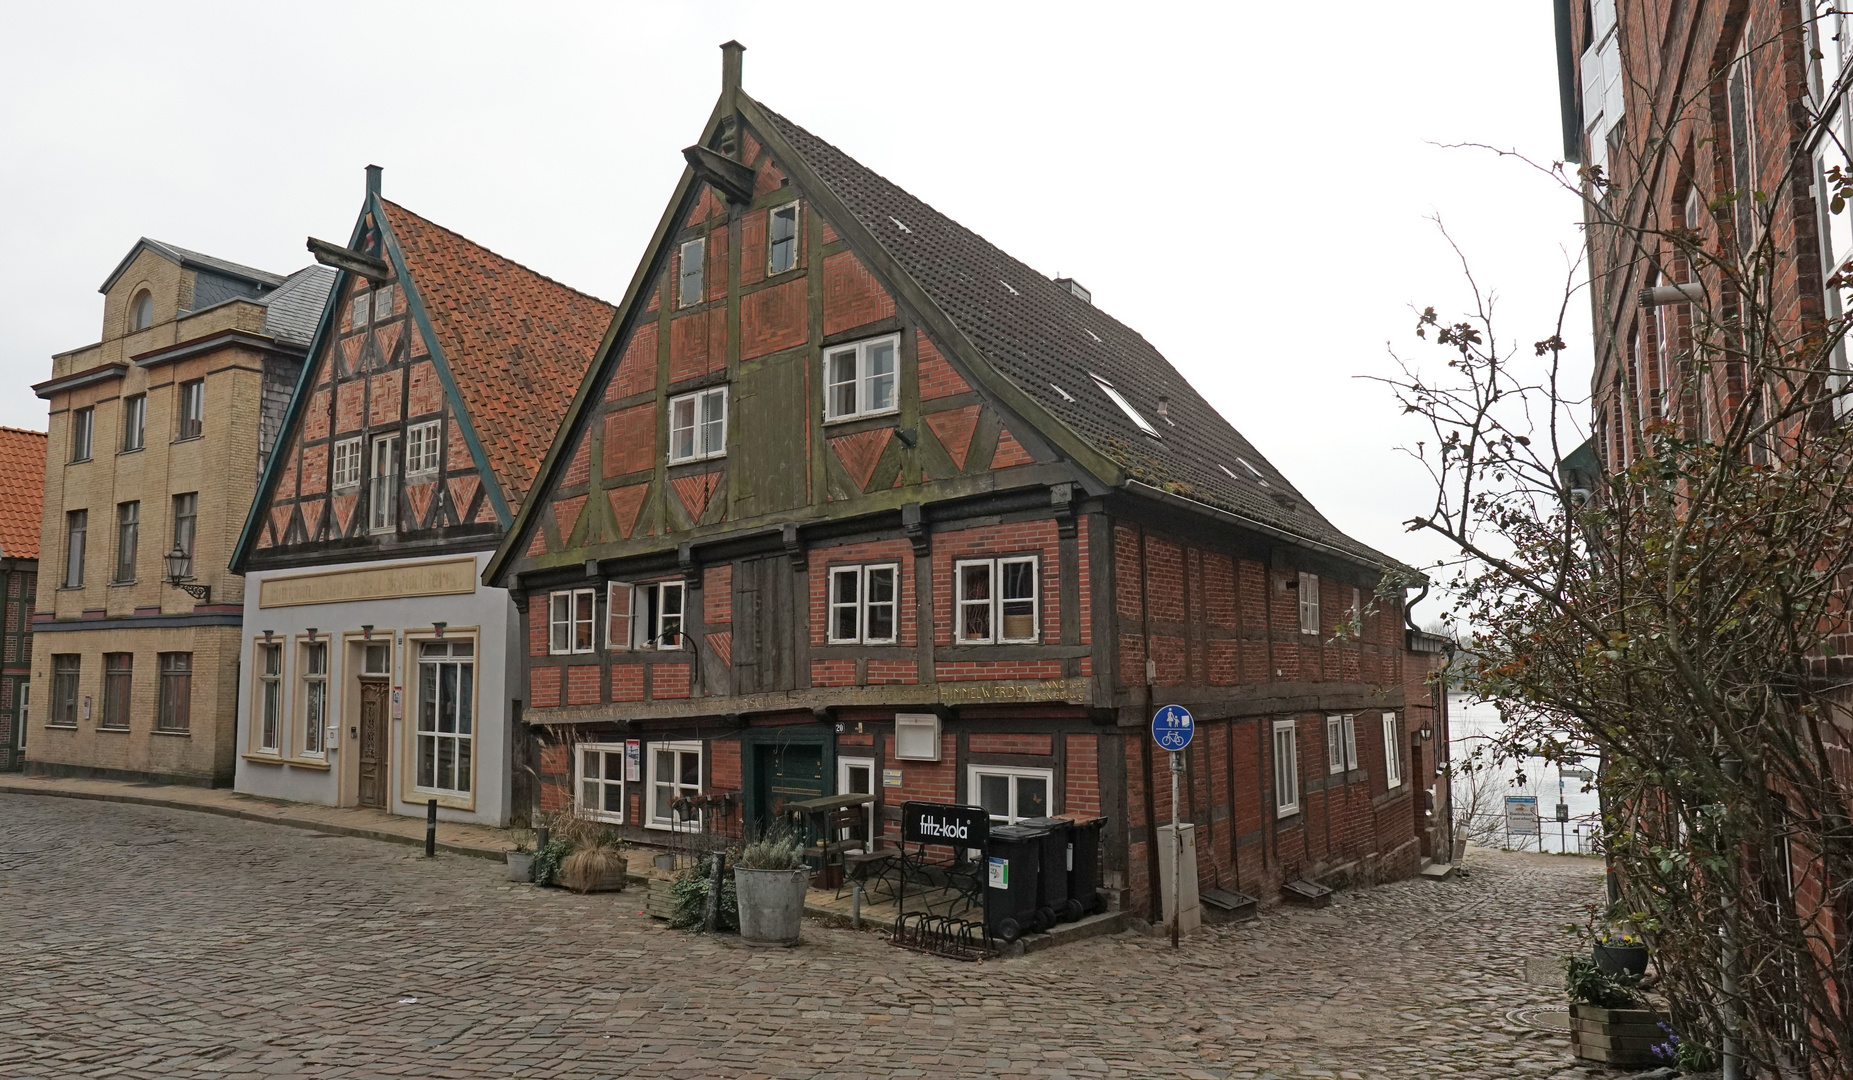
[358,680,388,809]
[753,742,825,838]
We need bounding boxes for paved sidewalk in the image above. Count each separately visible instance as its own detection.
[0,772,514,859]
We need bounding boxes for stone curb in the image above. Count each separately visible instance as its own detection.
[0,780,507,862]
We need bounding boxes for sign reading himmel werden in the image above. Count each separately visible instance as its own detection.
[900,801,990,848]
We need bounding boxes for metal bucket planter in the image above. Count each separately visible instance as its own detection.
[506,851,535,883]
[1569,1004,1665,1066]
[559,851,628,894]
[735,867,809,946]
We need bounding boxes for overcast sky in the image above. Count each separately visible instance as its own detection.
[0,2,1588,588]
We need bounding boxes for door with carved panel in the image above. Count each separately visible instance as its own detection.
[359,680,388,809]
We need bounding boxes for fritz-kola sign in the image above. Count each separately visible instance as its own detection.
[900,801,990,848]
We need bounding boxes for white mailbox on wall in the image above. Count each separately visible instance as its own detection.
[893,713,940,761]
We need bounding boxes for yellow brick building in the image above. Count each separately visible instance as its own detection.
[28,240,333,784]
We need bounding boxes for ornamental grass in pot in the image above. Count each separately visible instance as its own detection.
[733,833,810,946]
[557,816,628,894]
[505,828,535,883]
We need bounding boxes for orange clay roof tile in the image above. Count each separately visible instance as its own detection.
[379,200,614,510]
[0,427,47,560]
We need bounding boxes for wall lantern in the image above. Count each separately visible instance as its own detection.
[163,544,209,603]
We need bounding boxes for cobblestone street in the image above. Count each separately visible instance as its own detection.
[0,793,1606,1080]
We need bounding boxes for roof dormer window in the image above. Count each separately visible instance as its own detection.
[130,290,153,332]
[1091,374,1159,438]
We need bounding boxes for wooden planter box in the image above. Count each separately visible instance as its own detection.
[645,877,680,920]
[559,853,628,894]
[1569,1004,1665,1066]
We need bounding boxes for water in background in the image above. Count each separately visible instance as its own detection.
[1449,693,1603,854]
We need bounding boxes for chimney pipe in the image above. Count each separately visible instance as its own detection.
[721,41,744,99]
[366,164,382,197]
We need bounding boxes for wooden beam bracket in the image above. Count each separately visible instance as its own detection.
[306,236,392,283]
[682,145,757,205]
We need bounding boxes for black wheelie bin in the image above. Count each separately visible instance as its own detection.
[983,823,1047,942]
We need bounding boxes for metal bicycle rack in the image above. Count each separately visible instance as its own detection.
[888,910,994,962]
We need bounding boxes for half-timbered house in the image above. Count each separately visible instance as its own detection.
[487,45,1432,914]
[229,168,613,827]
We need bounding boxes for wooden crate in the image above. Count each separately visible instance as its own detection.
[645,877,681,921]
[1569,1004,1665,1066]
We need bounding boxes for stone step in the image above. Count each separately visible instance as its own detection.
[1419,859,1458,881]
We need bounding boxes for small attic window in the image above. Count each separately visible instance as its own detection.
[1091,374,1159,438]
[1050,383,1075,403]
[1236,457,1270,487]
[130,290,154,332]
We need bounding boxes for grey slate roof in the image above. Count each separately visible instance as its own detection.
[259,265,337,348]
[755,103,1395,568]
[98,238,288,295]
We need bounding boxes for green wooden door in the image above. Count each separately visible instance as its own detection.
[753,742,826,838]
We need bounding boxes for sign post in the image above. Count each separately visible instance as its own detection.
[1150,704,1195,949]
[1505,795,1540,852]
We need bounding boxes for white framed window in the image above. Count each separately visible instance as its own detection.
[826,563,898,644]
[606,581,633,652]
[637,580,684,650]
[1727,27,1759,245]
[415,639,474,795]
[768,202,800,275]
[1297,572,1320,635]
[332,437,363,490]
[823,334,899,421]
[1273,719,1300,817]
[648,740,702,830]
[577,742,627,823]
[549,588,596,654]
[352,291,372,328]
[1091,374,1159,437]
[1342,714,1357,773]
[363,641,393,676]
[369,433,398,532]
[669,387,727,463]
[677,238,705,308]
[1579,0,1623,175]
[1810,7,1853,410]
[405,420,441,477]
[1326,715,1344,775]
[970,765,1052,824]
[374,284,396,319]
[1382,712,1403,788]
[301,641,327,756]
[257,642,282,754]
[954,556,1039,644]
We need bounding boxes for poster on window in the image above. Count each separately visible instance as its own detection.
[625,739,641,782]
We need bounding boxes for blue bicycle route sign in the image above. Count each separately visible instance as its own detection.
[1150,704,1195,751]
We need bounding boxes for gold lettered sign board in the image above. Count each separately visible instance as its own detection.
[936,676,1089,706]
[258,557,478,609]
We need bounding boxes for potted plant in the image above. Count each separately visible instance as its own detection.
[733,832,810,946]
[1566,955,1663,1066]
[505,828,535,883]
[1593,927,1650,977]
[557,817,628,894]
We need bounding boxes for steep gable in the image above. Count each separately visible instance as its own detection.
[493,74,1392,584]
[234,192,611,571]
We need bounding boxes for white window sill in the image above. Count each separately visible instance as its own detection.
[668,453,726,466]
[1275,805,1300,820]
[823,408,900,426]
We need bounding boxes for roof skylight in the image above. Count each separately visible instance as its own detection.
[1091,374,1159,438]
[1236,457,1270,487]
